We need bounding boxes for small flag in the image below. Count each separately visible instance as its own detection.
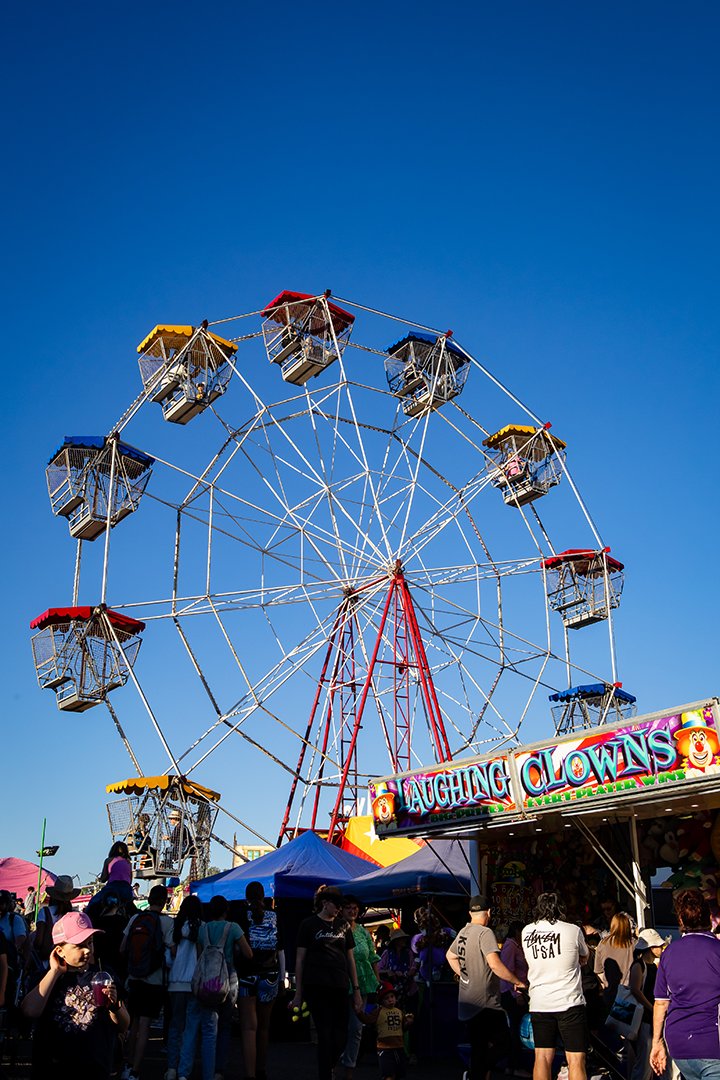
[37,845,59,857]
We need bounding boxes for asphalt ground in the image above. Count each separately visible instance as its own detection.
[0,1027,469,1079]
[0,1005,619,1079]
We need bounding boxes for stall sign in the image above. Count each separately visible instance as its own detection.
[515,704,720,810]
[369,753,515,835]
[371,701,720,834]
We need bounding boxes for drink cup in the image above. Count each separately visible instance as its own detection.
[91,971,113,1007]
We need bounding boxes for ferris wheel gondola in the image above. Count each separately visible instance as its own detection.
[33,287,633,856]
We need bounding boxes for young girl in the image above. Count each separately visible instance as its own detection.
[238,881,284,1080]
[22,910,129,1080]
[166,894,204,1080]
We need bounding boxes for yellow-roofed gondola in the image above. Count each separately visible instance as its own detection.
[105,774,219,879]
[137,322,236,424]
[483,423,566,506]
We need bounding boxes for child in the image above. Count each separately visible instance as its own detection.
[360,981,414,1080]
[21,910,129,1079]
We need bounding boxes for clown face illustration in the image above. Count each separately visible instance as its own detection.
[373,794,395,825]
[686,729,716,771]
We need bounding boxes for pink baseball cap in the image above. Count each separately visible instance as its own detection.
[52,911,103,945]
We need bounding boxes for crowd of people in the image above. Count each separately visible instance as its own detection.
[1,848,720,1080]
[446,889,720,1080]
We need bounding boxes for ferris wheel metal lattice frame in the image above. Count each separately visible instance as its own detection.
[34,291,630,858]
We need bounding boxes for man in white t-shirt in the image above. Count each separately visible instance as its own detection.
[522,892,589,1080]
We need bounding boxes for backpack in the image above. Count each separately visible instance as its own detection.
[126,910,165,979]
[192,922,231,1008]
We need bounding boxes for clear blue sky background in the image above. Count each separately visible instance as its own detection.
[2,1,718,883]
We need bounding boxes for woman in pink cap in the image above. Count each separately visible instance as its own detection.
[22,910,130,1079]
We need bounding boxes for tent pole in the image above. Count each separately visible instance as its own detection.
[628,815,649,928]
[35,817,46,924]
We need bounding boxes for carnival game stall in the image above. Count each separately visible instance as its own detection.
[370,698,720,931]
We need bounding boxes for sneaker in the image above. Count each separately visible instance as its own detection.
[165,1071,178,1080]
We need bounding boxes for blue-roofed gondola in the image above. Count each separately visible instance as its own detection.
[261,290,355,385]
[483,424,566,506]
[542,548,625,630]
[46,436,154,541]
[549,682,637,734]
[137,323,236,424]
[384,331,470,417]
[30,606,145,713]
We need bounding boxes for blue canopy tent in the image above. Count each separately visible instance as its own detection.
[192,830,372,900]
[347,838,477,903]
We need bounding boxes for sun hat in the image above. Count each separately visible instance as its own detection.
[46,875,81,900]
[636,928,669,950]
[52,911,103,946]
[389,928,410,943]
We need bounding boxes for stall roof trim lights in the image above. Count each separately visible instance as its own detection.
[370,697,720,837]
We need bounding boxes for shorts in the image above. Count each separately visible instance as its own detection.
[127,979,166,1020]
[378,1047,407,1078]
[530,1005,588,1053]
[237,972,280,1004]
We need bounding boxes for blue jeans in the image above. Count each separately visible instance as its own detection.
[179,995,218,1080]
[167,990,191,1071]
[674,1061,720,1080]
[340,993,365,1067]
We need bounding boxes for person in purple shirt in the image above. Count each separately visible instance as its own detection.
[650,888,720,1080]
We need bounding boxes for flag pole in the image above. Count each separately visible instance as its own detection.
[35,817,47,924]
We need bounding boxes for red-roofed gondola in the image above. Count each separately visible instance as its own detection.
[384,331,470,417]
[46,436,154,541]
[261,290,355,385]
[137,323,236,424]
[30,606,145,712]
[542,549,625,629]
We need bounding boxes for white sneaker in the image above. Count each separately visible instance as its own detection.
[165,1071,178,1080]
[558,1068,569,1080]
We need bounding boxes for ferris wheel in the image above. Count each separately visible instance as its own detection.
[30,289,634,872]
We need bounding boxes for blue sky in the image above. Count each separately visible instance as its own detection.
[2,1,718,884]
